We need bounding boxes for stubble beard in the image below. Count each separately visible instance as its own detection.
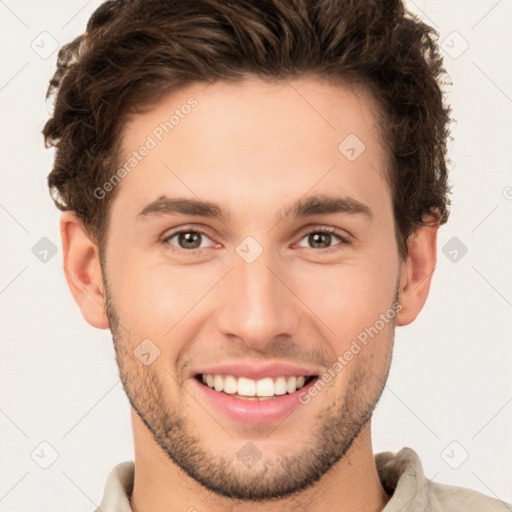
[102,273,395,501]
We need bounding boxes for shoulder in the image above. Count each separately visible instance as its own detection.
[429,481,512,512]
[93,461,135,512]
[376,447,511,512]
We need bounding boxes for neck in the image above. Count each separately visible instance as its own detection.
[129,410,390,512]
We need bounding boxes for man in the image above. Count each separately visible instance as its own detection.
[42,0,510,510]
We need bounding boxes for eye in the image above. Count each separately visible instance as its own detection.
[296,227,350,252]
[162,226,351,254]
[164,229,217,251]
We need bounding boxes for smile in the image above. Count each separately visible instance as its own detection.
[197,373,317,400]
[193,373,320,423]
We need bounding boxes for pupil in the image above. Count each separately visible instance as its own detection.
[310,232,330,248]
[180,232,200,248]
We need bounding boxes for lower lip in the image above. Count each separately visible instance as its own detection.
[192,377,318,424]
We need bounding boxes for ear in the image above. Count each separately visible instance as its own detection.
[395,215,439,326]
[60,212,109,329]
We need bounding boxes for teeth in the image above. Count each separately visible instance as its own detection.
[200,374,312,397]
[274,376,287,395]
[214,375,224,392]
[286,376,297,394]
[223,375,238,394]
[256,377,274,397]
[237,377,256,396]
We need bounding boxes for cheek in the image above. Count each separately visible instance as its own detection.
[108,232,399,351]
[291,258,398,339]
[108,252,220,339]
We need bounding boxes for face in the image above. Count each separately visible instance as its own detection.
[101,76,402,500]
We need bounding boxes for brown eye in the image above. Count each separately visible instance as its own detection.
[297,228,347,251]
[308,232,334,249]
[165,230,214,250]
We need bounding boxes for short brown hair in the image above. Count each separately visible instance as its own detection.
[43,0,451,257]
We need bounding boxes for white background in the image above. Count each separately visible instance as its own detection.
[0,0,511,510]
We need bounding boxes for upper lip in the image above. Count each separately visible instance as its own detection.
[192,361,320,380]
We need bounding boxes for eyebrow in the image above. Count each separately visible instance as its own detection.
[137,194,372,222]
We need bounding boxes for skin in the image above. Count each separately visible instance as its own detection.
[60,76,438,511]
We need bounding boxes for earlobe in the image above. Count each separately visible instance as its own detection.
[395,219,439,326]
[60,212,110,329]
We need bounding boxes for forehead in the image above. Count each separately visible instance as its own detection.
[113,76,391,225]
[121,75,386,157]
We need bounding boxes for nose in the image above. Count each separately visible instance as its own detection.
[214,247,301,351]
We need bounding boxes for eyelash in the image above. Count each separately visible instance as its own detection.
[162,226,351,254]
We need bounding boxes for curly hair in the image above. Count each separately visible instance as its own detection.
[43,0,451,258]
